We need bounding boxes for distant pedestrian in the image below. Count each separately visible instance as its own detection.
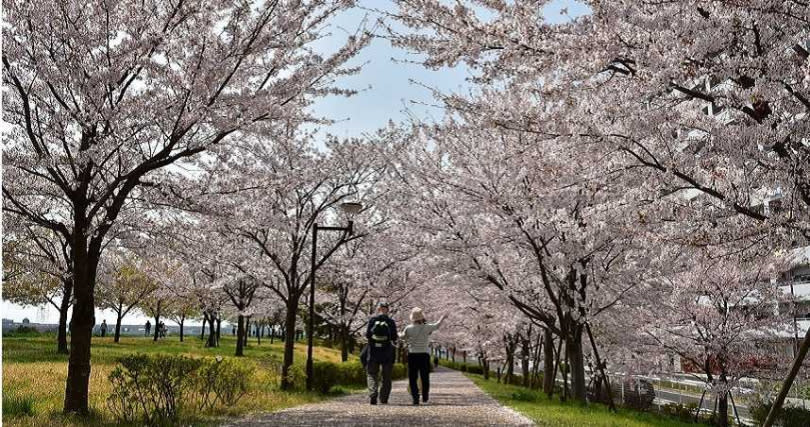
[158,321,166,338]
[433,354,439,368]
[400,308,446,405]
[366,301,397,405]
[145,320,151,336]
[232,325,236,336]
[100,320,108,338]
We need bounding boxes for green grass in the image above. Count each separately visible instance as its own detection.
[3,391,37,417]
[467,373,701,427]
[2,334,357,426]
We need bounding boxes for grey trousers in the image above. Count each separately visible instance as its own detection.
[367,360,393,401]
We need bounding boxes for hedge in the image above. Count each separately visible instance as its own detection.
[439,359,484,375]
[311,361,407,394]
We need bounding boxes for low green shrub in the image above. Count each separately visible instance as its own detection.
[107,354,201,424]
[3,391,36,417]
[195,356,253,409]
[751,400,810,427]
[5,325,42,337]
[466,365,484,375]
[510,388,540,402]
[328,385,350,396]
[310,361,406,394]
[107,353,254,424]
[261,353,306,390]
[659,402,698,423]
[440,359,484,375]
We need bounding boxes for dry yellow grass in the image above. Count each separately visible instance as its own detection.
[3,334,356,426]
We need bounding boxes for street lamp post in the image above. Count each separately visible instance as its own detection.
[305,201,363,391]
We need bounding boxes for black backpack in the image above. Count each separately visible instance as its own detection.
[370,319,390,345]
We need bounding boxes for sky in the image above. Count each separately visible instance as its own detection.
[307,0,591,139]
[1,0,589,326]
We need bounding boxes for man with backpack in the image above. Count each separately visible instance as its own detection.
[365,301,397,405]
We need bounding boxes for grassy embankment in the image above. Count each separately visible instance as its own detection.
[467,373,701,427]
[2,333,356,426]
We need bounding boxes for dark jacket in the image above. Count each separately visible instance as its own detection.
[366,314,397,363]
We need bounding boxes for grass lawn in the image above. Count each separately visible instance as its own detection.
[467,373,700,427]
[2,333,357,426]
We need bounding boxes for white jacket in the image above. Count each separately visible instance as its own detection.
[400,317,445,354]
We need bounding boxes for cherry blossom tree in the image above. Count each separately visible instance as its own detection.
[3,216,74,353]
[386,106,651,402]
[388,0,809,412]
[223,275,262,356]
[318,213,424,361]
[96,252,158,342]
[148,125,389,385]
[164,291,198,342]
[632,246,790,426]
[215,132,384,388]
[3,0,370,412]
[317,256,372,362]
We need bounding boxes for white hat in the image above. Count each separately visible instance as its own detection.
[410,307,425,322]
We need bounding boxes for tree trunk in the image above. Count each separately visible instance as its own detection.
[206,314,217,348]
[281,300,299,390]
[340,325,349,362]
[57,279,72,354]
[179,317,184,342]
[479,352,490,380]
[764,325,810,427]
[567,326,587,403]
[531,332,543,389]
[201,313,207,341]
[243,317,250,347]
[114,309,123,343]
[152,301,162,342]
[63,241,98,414]
[505,341,515,384]
[521,336,531,387]
[718,390,729,427]
[562,350,569,402]
[257,324,262,345]
[236,314,245,356]
[552,333,563,398]
[216,317,221,345]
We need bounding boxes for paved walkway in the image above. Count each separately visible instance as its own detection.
[226,367,535,426]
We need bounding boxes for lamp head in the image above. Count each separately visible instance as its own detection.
[339,201,363,215]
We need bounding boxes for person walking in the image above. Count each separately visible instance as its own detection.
[100,320,108,338]
[365,301,397,405]
[400,308,446,405]
[144,320,151,337]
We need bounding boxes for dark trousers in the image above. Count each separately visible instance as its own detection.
[408,353,431,402]
[367,360,393,401]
